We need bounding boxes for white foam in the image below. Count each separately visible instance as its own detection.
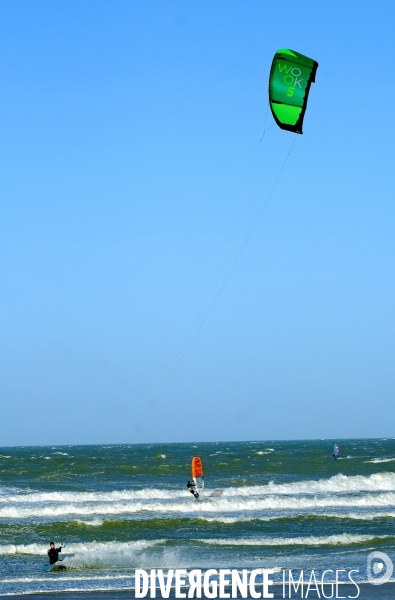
[223,472,395,497]
[0,568,284,595]
[197,510,395,523]
[2,491,395,518]
[1,574,134,583]
[319,511,395,520]
[198,534,389,547]
[366,458,395,464]
[76,518,104,526]
[0,488,186,504]
[197,516,274,524]
[64,540,166,568]
[0,539,164,556]
[0,586,131,596]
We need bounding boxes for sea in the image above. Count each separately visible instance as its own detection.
[1,438,395,597]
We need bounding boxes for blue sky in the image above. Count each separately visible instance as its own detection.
[1,1,395,445]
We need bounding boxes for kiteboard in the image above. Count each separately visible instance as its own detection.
[42,562,67,572]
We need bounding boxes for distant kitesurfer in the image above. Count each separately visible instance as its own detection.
[47,542,66,569]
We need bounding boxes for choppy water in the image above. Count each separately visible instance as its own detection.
[1,439,395,596]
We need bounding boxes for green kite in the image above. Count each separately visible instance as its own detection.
[269,49,318,134]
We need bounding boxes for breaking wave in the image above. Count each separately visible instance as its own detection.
[197,533,389,547]
[2,472,395,508]
[0,539,164,556]
[2,491,395,518]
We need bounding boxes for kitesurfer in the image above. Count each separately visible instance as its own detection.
[47,542,66,569]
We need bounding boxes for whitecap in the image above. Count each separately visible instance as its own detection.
[197,533,389,547]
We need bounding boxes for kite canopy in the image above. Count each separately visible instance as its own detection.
[269,49,318,134]
[191,456,204,489]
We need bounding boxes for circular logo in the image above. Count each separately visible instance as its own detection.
[367,552,393,585]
